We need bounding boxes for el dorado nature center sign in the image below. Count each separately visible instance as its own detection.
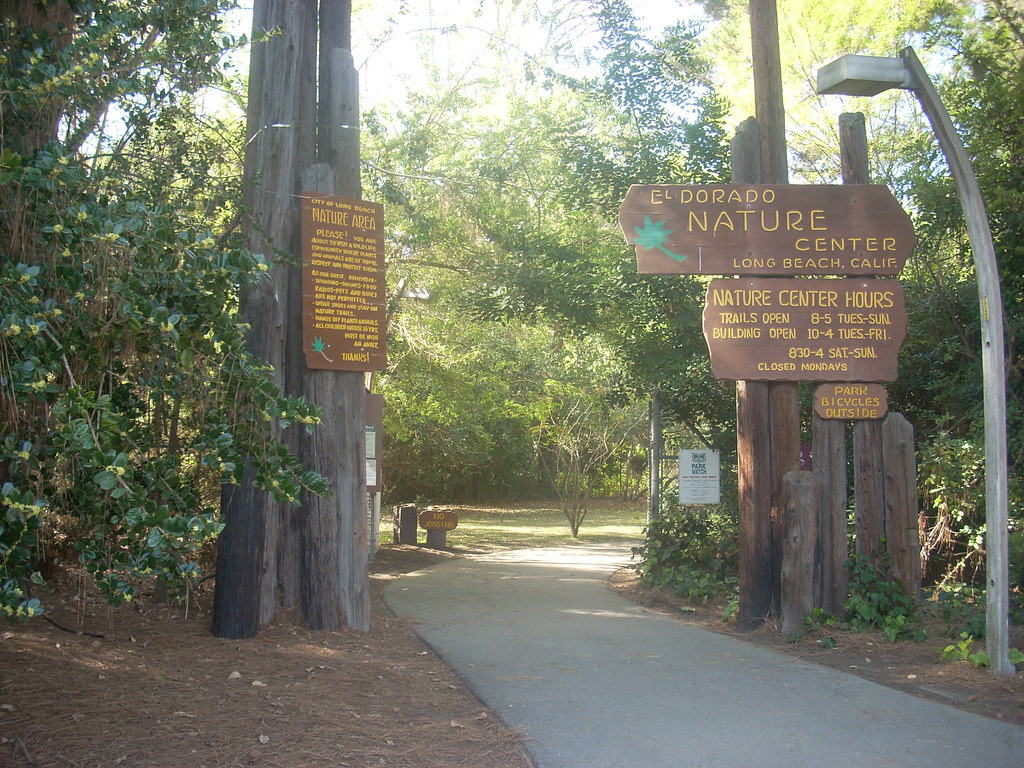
[618,184,915,276]
[300,193,386,371]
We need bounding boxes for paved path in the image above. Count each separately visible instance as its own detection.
[385,542,1024,768]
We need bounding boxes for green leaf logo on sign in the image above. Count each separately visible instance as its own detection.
[632,216,686,262]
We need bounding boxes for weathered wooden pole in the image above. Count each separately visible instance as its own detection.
[735,0,801,629]
[781,471,822,634]
[214,0,316,639]
[731,118,776,630]
[301,0,370,631]
[809,112,870,615]
[881,413,921,597]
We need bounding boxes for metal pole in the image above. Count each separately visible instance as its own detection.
[899,48,1012,676]
[648,390,662,526]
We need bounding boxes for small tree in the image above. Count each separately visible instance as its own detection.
[534,381,643,536]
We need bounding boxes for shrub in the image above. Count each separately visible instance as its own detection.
[632,497,737,602]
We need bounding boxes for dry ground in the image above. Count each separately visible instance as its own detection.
[0,546,532,768]
[608,567,1024,726]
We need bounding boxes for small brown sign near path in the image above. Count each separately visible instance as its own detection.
[618,184,914,276]
[419,508,459,531]
[701,277,907,382]
[300,193,387,371]
[813,382,889,420]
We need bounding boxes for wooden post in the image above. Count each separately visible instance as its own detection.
[394,504,418,545]
[853,421,886,564]
[811,420,847,615]
[299,164,344,631]
[214,0,315,639]
[733,0,801,630]
[807,111,868,616]
[306,0,369,632]
[781,471,821,634]
[882,413,921,598]
[732,119,774,629]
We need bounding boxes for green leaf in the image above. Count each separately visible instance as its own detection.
[632,216,685,262]
[94,471,118,491]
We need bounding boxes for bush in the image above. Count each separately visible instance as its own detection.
[632,498,737,603]
[844,555,926,642]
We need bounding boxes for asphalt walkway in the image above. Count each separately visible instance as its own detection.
[384,542,1024,768]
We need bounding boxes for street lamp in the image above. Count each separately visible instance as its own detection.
[817,48,1013,677]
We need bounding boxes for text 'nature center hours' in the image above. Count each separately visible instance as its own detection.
[701,278,908,382]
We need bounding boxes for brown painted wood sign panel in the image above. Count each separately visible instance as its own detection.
[813,383,889,420]
[419,508,459,531]
[301,193,387,370]
[619,184,915,276]
[702,278,907,381]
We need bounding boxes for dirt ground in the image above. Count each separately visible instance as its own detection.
[0,546,532,768]
[607,567,1024,727]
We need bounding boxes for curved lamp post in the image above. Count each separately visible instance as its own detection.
[817,48,1013,676]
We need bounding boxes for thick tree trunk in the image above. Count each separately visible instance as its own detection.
[0,1,73,157]
[214,0,316,638]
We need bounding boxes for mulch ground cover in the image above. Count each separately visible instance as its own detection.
[0,545,532,768]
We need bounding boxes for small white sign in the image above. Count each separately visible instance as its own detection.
[365,425,378,488]
[679,448,720,505]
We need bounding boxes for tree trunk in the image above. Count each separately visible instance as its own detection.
[214,0,316,638]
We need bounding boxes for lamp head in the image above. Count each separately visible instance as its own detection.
[816,54,912,96]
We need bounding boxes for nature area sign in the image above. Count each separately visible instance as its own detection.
[701,278,907,382]
[300,193,387,371]
[618,184,915,276]
[813,382,889,420]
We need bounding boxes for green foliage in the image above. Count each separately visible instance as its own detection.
[632,498,738,603]
[0,2,323,618]
[378,311,550,502]
[917,433,989,585]
[941,632,1024,669]
[363,1,736,482]
[844,555,926,642]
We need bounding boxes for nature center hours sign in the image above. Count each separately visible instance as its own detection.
[618,184,915,276]
[301,193,386,371]
[701,278,907,382]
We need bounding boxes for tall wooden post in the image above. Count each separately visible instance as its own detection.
[736,0,801,630]
[838,113,888,570]
[214,0,316,639]
[304,0,369,631]
[809,112,869,615]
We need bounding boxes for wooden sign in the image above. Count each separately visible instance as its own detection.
[813,383,888,420]
[300,193,387,370]
[701,278,907,382]
[419,508,458,531]
[618,184,914,276]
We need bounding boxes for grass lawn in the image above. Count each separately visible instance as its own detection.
[383,500,647,553]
